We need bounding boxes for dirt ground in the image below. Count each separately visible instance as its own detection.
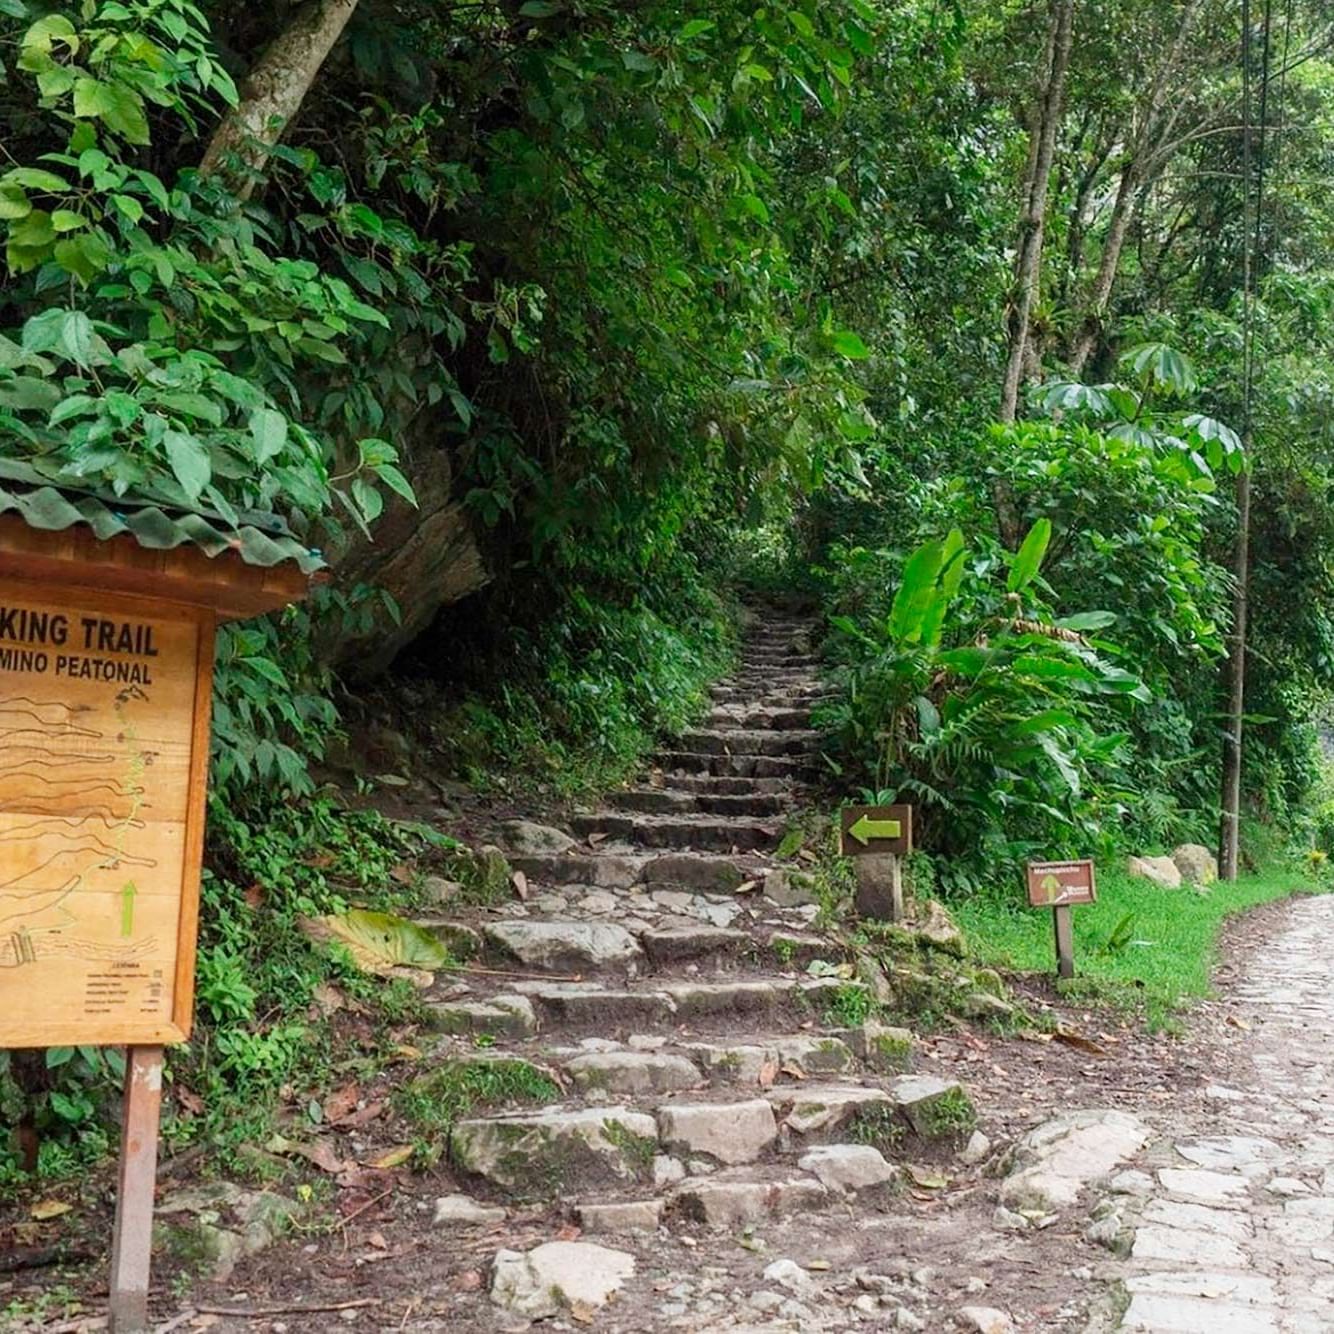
[1,894,1299,1334]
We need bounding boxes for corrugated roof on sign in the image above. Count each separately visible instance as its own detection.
[0,457,325,574]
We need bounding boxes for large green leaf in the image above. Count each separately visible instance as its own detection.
[918,527,965,648]
[301,910,451,976]
[888,538,944,644]
[1006,518,1052,594]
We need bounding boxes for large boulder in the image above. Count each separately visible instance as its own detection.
[1172,843,1218,886]
[1127,855,1182,889]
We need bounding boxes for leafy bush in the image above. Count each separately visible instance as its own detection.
[822,520,1148,890]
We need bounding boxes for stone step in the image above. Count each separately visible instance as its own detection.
[677,730,820,757]
[709,685,832,703]
[655,751,818,780]
[431,976,868,1038]
[740,652,820,667]
[450,1074,959,1200]
[651,773,794,796]
[705,706,812,730]
[608,788,790,817]
[570,811,781,853]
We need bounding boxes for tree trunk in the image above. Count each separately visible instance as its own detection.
[1067,0,1205,376]
[199,0,360,196]
[999,0,1074,427]
[1219,465,1251,879]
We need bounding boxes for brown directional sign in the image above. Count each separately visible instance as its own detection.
[1026,859,1097,908]
[839,804,912,857]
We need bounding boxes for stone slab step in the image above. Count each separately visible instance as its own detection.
[649,773,794,796]
[677,729,821,757]
[570,811,781,853]
[483,920,642,971]
[608,789,790,817]
[641,925,750,966]
[705,706,812,730]
[709,686,832,704]
[667,1169,829,1227]
[655,751,817,779]
[509,852,648,889]
[426,994,537,1038]
[450,1105,657,1197]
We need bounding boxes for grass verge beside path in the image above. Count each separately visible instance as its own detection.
[953,866,1321,1029]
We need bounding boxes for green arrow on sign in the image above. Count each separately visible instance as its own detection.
[1041,873,1061,894]
[848,815,902,846]
[120,881,137,938]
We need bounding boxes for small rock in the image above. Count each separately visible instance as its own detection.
[653,1155,686,1188]
[958,1308,1016,1334]
[749,1292,785,1313]
[911,1267,936,1288]
[1107,1169,1155,1195]
[1172,842,1218,885]
[896,1311,926,1331]
[490,1241,635,1319]
[798,1144,898,1195]
[1126,854,1182,889]
[1085,1212,1127,1254]
[853,1270,896,1295]
[763,1259,811,1291]
[913,900,966,957]
[963,1278,988,1295]
[434,1195,505,1226]
[960,1131,991,1165]
[764,868,817,907]
[992,1207,1028,1232]
[500,820,576,855]
[853,1295,880,1315]
[578,1199,663,1233]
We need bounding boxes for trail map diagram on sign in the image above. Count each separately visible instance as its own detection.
[0,597,202,1046]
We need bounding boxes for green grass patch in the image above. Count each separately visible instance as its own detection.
[953,864,1320,1028]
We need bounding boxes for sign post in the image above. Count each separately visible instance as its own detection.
[0,466,317,1332]
[841,804,913,922]
[1025,859,1096,979]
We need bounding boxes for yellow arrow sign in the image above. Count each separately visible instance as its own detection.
[848,815,902,846]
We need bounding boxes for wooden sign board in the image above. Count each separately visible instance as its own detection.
[839,804,912,858]
[0,582,213,1048]
[1026,858,1097,908]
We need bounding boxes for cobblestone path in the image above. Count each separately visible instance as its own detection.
[1104,894,1334,1333]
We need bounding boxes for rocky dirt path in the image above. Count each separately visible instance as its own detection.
[1083,893,1334,1333]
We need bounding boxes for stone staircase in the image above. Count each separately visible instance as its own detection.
[422,609,973,1234]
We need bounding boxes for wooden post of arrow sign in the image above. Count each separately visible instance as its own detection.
[842,805,913,922]
[1025,859,1096,979]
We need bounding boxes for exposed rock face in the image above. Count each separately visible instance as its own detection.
[490,1241,635,1318]
[1172,842,1219,886]
[330,448,486,676]
[1127,854,1183,889]
[1000,1109,1150,1212]
[656,1099,778,1165]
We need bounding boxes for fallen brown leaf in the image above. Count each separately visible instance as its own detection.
[324,1083,362,1125]
[365,1144,414,1170]
[339,1099,386,1131]
[176,1086,205,1115]
[452,1270,482,1293]
[266,1134,349,1175]
[30,1200,72,1221]
[512,870,529,901]
[757,1059,778,1089]
[553,1222,581,1242]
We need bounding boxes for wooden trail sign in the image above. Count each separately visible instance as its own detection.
[839,804,912,858]
[0,464,319,1333]
[1025,858,1096,979]
[844,804,913,922]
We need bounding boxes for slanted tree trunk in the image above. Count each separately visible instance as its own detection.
[994,0,1074,548]
[199,0,360,196]
[1067,0,1205,377]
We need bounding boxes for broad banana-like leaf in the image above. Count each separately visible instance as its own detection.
[301,909,451,976]
[919,527,965,648]
[1006,518,1052,594]
[889,539,944,644]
